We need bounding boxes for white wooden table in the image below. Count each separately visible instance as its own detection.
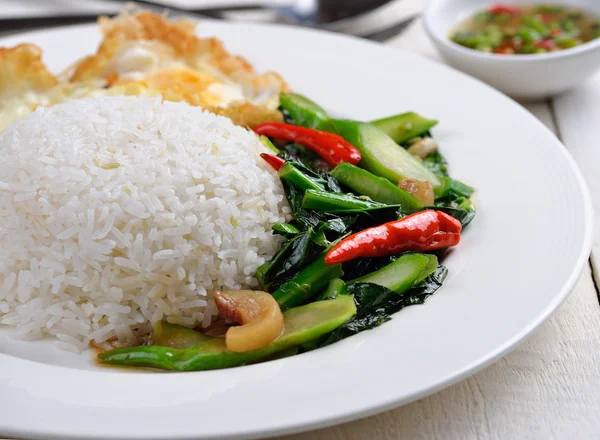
[1,4,599,439]
[284,19,600,440]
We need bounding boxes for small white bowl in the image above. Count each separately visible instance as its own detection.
[424,0,600,99]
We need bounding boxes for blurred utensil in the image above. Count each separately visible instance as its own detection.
[109,0,422,39]
[0,0,420,41]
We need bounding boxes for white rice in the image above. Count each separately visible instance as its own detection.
[0,96,290,351]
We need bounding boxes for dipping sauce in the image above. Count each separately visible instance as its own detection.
[450,4,600,54]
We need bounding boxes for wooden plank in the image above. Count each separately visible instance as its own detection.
[521,101,556,132]
[553,73,600,280]
[388,18,442,61]
[284,266,600,440]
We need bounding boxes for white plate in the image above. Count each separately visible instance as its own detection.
[0,21,592,440]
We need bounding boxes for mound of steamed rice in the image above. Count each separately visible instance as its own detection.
[0,96,289,352]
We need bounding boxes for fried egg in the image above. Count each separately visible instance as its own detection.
[0,9,288,130]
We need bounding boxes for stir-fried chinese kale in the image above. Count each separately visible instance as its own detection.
[98,93,476,371]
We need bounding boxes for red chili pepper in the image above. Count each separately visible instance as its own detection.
[260,153,286,171]
[549,29,562,36]
[493,40,517,54]
[488,4,518,14]
[533,39,556,50]
[254,123,361,167]
[324,210,462,265]
[541,13,555,24]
